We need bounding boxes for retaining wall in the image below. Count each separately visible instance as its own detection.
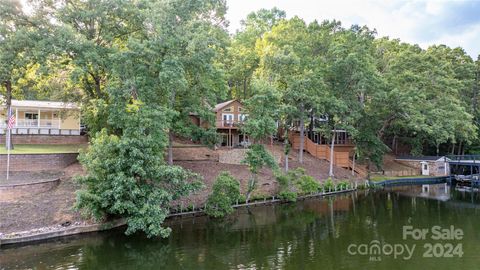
[0,178,60,202]
[0,153,79,171]
[218,148,281,165]
[0,134,88,145]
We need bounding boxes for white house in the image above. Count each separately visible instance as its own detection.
[0,97,81,136]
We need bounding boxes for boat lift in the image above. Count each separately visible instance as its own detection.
[447,155,480,186]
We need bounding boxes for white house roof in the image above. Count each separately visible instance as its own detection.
[0,96,79,110]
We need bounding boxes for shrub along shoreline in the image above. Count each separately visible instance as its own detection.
[0,178,363,247]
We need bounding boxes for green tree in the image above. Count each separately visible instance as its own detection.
[226,8,285,100]
[0,0,52,148]
[75,0,229,237]
[76,100,203,238]
[240,80,279,202]
[257,17,328,163]
[205,172,240,218]
[242,144,277,202]
[241,79,280,141]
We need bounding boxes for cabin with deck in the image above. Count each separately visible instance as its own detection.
[189,99,249,148]
[213,99,249,147]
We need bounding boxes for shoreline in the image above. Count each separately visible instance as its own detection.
[0,187,357,247]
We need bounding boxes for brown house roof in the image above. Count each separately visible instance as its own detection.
[213,99,238,112]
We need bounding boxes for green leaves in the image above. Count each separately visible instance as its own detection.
[242,144,278,202]
[241,79,280,141]
[205,172,241,218]
[76,103,203,238]
[242,144,278,175]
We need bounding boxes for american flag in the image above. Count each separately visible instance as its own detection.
[7,114,15,129]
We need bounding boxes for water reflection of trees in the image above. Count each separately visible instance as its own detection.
[7,189,480,269]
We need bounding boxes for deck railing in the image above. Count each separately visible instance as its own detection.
[1,118,61,128]
[216,120,245,128]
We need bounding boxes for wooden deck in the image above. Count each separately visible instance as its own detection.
[288,133,367,176]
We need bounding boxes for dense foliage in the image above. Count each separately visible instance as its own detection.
[241,144,278,202]
[2,1,480,235]
[205,172,241,218]
[76,101,203,237]
[277,168,321,201]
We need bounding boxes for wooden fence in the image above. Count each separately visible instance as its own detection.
[288,133,366,176]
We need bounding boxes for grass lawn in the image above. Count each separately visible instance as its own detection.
[370,174,433,182]
[0,144,87,154]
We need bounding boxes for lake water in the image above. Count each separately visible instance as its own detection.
[2,184,480,269]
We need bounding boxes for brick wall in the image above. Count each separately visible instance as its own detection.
[0,153,79,171]
[0,135,88,145]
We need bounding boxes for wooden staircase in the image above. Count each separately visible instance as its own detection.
[289,132,365,176]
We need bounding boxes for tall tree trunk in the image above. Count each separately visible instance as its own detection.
[168,132,174,165]
[4,80,13,150]
[94,76,102,98]
[245,175,256,203]
[451,143,456,155]
[168,89,176,165]
[308,113,314,140]
[457,141,463,156]
[243,77,247,100]
[285,153,289,172]
[89,72,102,98]
[391,134,397,154]
[328,128,336,178]
[299,104,305,164]
[352,150,356,176]
[227,80,233,99]
[436,143,440,157]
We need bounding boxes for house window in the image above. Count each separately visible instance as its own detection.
[238,114,248,122]
[25,112,38,120]
[222,113,234,127]
[223,107,232,112]
[238,107,243,112]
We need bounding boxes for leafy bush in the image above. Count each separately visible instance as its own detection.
[322,178,335,191]
[205,172,241,218]
[336,181,350,190]
[76,106,203,238]
[279,191,297,202]
[242,144,278,202]
[276,174,290,189]
[296,175,320,194]
[276,167,321,199]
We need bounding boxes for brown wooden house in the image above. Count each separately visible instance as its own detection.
[190,99,249,147]
[214,99,248,147]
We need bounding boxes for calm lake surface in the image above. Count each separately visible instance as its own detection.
[2,184,480,269]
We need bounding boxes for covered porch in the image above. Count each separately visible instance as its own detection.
[1,108,80,135]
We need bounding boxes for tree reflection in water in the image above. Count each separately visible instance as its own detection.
[3,187,480,269]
